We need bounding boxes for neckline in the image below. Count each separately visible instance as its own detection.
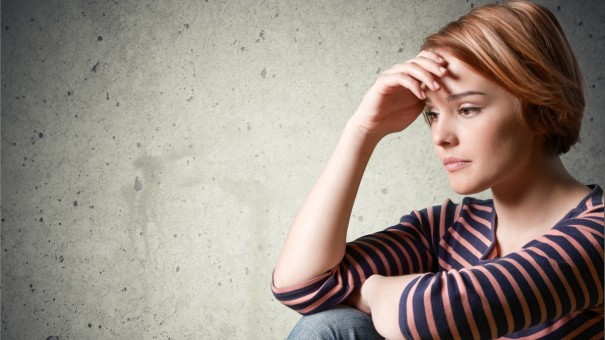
[480,184,602,260]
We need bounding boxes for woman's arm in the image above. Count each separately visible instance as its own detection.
[342,200,457,314]
[273,51,447,288]
[271,203,448,315]
[361,209,604,339]
[272,121,381,288]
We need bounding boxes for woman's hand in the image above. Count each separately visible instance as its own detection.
[343,287,371,315]
[350,50,447,138]
[346,274,423,339]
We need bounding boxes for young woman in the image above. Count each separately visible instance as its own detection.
[272,1,604,339]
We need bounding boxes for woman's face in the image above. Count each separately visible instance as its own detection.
[425,50,542,195]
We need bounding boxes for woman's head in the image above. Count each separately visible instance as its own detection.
[422,0,584,155]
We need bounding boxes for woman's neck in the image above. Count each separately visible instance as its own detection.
[490,156,590,255]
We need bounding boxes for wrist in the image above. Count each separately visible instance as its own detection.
[343,119,383,150]
[361,275,381,311]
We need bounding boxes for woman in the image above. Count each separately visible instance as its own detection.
[272,1,604,339]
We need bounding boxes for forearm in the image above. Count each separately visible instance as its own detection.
[273,120,381,288]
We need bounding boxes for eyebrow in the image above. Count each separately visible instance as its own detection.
[447,91,487,102]
[425,91,487,106]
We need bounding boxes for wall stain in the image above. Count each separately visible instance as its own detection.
[91,62,100,73]
[119,147,202,326]
[122,147,202,260]
[122,154,165,265]
[134,176,143,191]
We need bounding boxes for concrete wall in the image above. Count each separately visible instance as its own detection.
[2,0,603,338]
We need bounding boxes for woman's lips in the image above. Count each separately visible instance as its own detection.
[443,157,470,172]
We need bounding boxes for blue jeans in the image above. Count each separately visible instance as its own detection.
[287,305,384,340]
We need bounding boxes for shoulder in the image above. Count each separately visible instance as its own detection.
[576,184,604,215]
[553,184,604,237]
[524,185,605,259]
[559,185,603,224]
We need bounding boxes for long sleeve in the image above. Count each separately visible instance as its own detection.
[272,199,460,315]
[272,186,604,338]
[399,190,604,339]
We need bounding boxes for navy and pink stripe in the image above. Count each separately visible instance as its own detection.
[273,185,604,338]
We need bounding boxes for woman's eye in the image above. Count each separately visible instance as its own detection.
[425,111,439,123]
[459,107,481,116]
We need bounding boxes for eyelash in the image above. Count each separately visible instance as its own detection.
[425,106,481,124]
[459,106,481,116]
[425,111,439,123]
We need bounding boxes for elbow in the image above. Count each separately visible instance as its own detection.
[271,268,348,315]
[271,268,288,290]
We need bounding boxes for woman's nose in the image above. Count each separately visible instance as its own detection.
[431,115,458,147]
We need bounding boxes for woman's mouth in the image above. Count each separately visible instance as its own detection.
[443,157,470,172]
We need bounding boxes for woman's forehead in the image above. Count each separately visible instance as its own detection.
[428,49,502,101]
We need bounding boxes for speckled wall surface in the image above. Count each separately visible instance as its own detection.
[1,1,603,339]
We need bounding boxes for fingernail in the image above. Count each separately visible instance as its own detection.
[433,81,440,90]
[439,67,447,74]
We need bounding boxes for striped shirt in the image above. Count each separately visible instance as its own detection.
[272,185,604,339]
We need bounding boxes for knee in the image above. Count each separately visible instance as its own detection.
[287,305,383,340]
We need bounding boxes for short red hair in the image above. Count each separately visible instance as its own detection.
[422,0,584,155]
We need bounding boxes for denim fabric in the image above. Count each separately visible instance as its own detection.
[287,305,384,340]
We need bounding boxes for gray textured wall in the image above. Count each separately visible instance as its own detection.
[1,0,603,339]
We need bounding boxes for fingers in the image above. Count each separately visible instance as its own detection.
[387,50,447,78]
[381,50,448,98]
[372,71,425,99]
[398,74,428,100]
[417,50,446,64]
